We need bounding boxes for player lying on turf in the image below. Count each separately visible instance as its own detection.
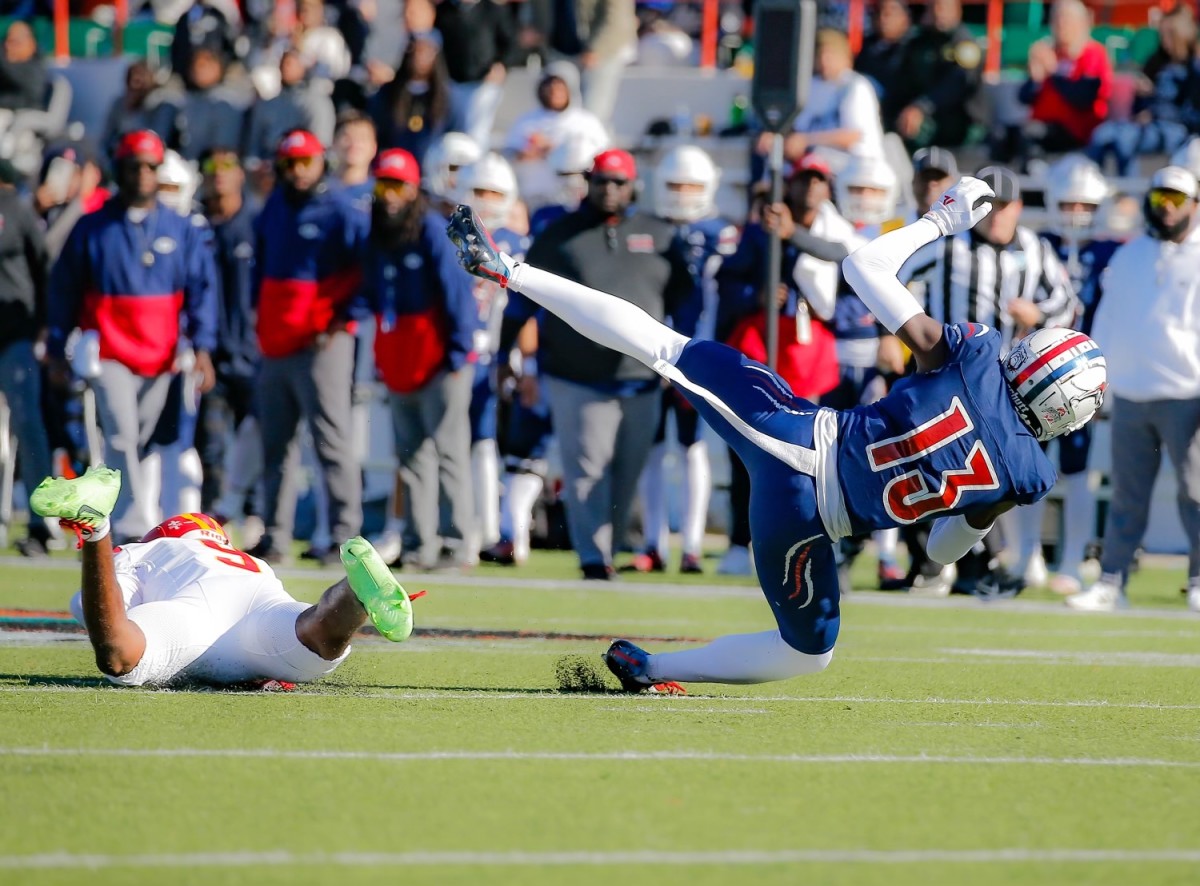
[448,177,1108,691]
[30,467,416,688]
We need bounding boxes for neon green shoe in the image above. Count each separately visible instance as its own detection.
[30,465,121,538]
[340,536,414,642]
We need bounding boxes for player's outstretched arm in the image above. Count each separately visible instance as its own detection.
[842,177,995,372]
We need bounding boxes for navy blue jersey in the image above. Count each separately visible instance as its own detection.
[529,204,569,238]
[836,323,1056,534]
[669,217,738,339]
[1041,232,1121,334]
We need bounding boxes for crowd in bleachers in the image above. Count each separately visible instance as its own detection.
[0,0,1198,611]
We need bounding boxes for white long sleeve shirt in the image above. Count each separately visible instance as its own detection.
[1091,227,1200,401]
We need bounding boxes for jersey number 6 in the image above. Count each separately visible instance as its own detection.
[867,397,1000,524]
[200,539,262,573]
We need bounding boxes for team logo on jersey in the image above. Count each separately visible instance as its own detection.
[153,236,177,254]
[298,223,320,239]
[626,234,655,253]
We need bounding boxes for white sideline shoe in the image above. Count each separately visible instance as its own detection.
[717,544,753,576]
[1187,583,1200,614]
[909,564,956,598]
[1066,575,1128,612]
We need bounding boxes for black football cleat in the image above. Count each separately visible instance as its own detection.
[446,204,516,287]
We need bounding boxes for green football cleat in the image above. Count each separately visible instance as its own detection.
[30,465,121,533]
[340,536,415,642]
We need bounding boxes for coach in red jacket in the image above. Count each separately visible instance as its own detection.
[48,130,217,541]
[248,129,370,564]
[367,149,480,569]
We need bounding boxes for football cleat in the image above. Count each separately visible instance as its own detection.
[30,465,121,543]
[680,552,704,574]
[1066,575,1128,612]
[446,204,517,287]
[603,640,686,695]
[340,536,415,642]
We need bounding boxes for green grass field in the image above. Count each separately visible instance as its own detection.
[1,550,1198,886]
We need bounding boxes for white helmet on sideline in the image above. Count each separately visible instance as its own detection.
[1169,135,1200,182]
[1003,328,1107,441]
[157,149,198,216]
[653,144,718,223]
[423,132,482,199]
[1046,154,1109,234]
[834,152,898,225]
[458,152,519,230]
[549,132,609,210]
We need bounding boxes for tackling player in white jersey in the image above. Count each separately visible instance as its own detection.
[32,466,416,688]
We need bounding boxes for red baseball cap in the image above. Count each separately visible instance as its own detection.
[114,130,165,165]
[589,149,637,181]
[276,129,325,160]
[374,148,420,186]
[786,151,832,181]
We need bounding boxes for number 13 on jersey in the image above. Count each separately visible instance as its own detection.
[867,397,1000,524]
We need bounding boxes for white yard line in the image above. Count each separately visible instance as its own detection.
[1,684,1199,710]
[1,848,1198,869]
[2,747,1198,768]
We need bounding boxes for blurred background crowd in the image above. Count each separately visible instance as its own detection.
[0,0,1198,612]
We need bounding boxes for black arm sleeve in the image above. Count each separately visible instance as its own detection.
[789,227,851,263]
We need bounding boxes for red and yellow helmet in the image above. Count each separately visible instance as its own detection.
[141,513,230,546]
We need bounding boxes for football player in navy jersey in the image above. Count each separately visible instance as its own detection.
[447,176,1108,691]
[632,145,739,574]
[1032,154,1122,595]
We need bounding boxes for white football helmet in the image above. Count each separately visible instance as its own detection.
[549,132,609,210]
[1003,328,1107,441]
[458,152,519,230]
[1046,154,1109,234]
[653,144,719,222]
[834,153,899,225]
[157,149,198,216]
[423,132,482,199]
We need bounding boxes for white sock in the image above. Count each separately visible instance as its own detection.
[472,439,501,548]
[639,443,669,556]
[1058,471,1094,579]
[645,630,833,684]
[1013,500,1045,575]
[682,441,711,556]
[510,263,689,370]
[507,471,543,562]
[875,526,898,567]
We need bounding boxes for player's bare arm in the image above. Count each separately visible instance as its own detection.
[842,176,996,372]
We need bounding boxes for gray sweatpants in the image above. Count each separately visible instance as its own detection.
[388,365,475,567]
[1100,395,1200,582]
[0,340,52,532]
[544,375,660,569]
[259,334,362,548]
[91,360,173,538]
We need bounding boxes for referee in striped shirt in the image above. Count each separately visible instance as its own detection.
[899,166,1078,348]
[896,165,1080,596]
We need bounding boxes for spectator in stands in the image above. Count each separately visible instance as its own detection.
[153,47,245,162]
[47,131,218,542]
[501,149,691,579]
[526,0,638,124]
[0,160,53,556]
[101,61,160,160]
[246,129,367,565]
[1069,165,1200,614]
[366,149,479,570]
[756,29,884,176]
[331,109,377,205]
[1088,4,1200,176]
[854,0,912,132]
[244,50,336,188]
[170,0,241,76]
[32,142,109,261]
[294,0,352,82]
[636,0,695,67]
[435,0,518,149]
[909,145,957,217]
[503,62,608,206]
[1011,0,1112,164]
[713,158,844,576]
[194,147,260,519]
[892,0,983,149]
[369,31,452,163]
[0,20,46,112]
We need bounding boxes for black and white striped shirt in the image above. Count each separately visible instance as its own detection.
[898,227,1079,349]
